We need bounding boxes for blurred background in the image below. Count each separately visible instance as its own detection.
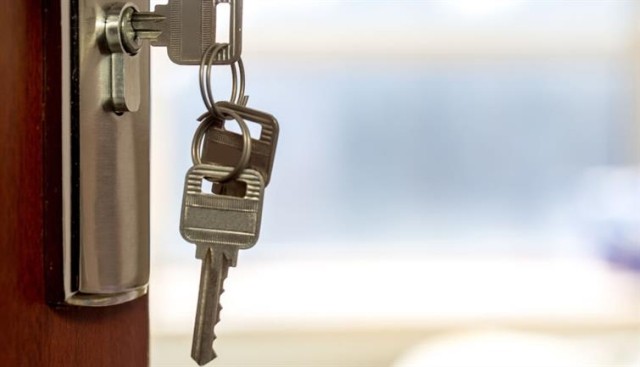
[149,1,640,366]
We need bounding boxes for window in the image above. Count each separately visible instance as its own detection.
[150,1,640,366]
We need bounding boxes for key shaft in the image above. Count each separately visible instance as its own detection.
[130,12,165,40]
[192,247,233,365]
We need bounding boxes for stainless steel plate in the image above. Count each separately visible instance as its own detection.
[60,0,150,306]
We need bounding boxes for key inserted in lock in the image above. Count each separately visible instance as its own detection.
[104,0,243,113]
[53,0,249,309]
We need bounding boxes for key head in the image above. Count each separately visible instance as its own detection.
[202,102,279,186]
[180,164,264,250]
[152,0,243,65]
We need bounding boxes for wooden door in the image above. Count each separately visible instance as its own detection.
[0,1,149,366]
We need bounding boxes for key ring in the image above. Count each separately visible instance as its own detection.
[191,104,252,183]
[199,43,248,119]
[199,43,227,118]
[206,47,248,108]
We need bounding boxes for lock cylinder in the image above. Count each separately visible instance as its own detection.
[104,3,142,113]
[105,3,141,55]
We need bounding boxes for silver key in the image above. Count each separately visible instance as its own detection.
[180,164,265,365]
[131,0,243,65]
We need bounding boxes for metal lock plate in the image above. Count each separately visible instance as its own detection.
[54,0,150,307]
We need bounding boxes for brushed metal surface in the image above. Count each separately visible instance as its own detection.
[61,0,150,305]
[78,0,150,294]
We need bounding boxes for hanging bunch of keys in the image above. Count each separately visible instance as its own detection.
[181,41,279,365]
[131,0,279,365]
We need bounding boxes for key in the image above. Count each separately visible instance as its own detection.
[201,102,279,195]
[131,0,243,65]
[180,164,265,365]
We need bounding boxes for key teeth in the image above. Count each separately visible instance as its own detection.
[193,250,234,366]
[208,276,227,362]
[198,308,222,364]
[211,283,226,337]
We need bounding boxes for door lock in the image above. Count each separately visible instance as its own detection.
[52,0,243,307]
[103,0,243,113]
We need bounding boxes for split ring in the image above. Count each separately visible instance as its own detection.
[199,43,248,119]
[191,105,252,183]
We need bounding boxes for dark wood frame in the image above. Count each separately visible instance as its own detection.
[0,1,149,365]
